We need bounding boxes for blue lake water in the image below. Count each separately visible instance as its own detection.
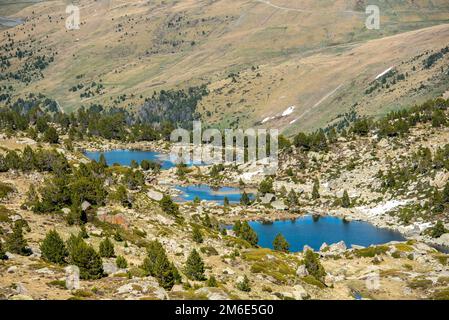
[174,185,254,205]
[246,215,405,252]
[84,150,185,170]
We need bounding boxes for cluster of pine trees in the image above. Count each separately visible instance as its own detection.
[232,221,258,246]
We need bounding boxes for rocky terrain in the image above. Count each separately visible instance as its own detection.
[1,98,449,300]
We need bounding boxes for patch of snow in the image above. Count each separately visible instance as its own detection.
[357,200,409,217]
[282,106,295,117]
[289,118,298,124]
[261,117,272,124]
[375,66,394,80]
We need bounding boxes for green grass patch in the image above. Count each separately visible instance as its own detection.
[354,245,389,258]
[394,243,414,252]
[301,275,326,289]
[243,249,296,284]
[431,288,449,300]
[407,278,433,290]
[47,280,67,289]
[0,182,14,200]
[0,205,12,222]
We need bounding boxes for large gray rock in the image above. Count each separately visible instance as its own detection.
[103,261,118,275]
[65,265,80,290]
[260,193,275,204]
[271,200,287,210]
[13,283,28,295]
[291,284,309,300]
[296,265,309,277]
[116,277,167,300]
[195,287,229,300]
[436,233,449,246]
[7,266,17,273]
[329,241,347,252]
[147,189,163,201]
[81,201,91,212]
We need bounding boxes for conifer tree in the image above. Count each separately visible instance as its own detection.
[258,178,274,195]
[0,241,7,260]
[239,221,258,246]
[341,190,351,208]
[43,126,59,144]
[185,249,205,281]
[443,182,449,204]
[68,237,103,280]
[160,195,179,216]
[240,191,251,206]
[98,153,107,167]
[287,189,298,207]
[116,255,128,269]
[273,233,290,252]
[304,249,326,282]
[141,240,178,289]
[40,230,67,265]
[232,220,242,235]
[6,222,31,256]
[236,275,251,292]
[206,275,218,287]
[99,237,115,258]
[312,178,320,199]
[223,196,230,207]
[192,225,203,244]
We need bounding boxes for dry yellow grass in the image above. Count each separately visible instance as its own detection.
[1,0,449,133]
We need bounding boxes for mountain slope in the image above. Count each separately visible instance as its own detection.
[1,0,449,133]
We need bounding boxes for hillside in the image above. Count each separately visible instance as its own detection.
[0,0,449,134]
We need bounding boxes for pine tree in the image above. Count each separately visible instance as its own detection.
[142,240,164,275]
[141,240,178,289]
[273,233,290,252]
[304,249,326,282]
[430,221,447,238]
[140,159,150,171]
[160,195,179,216]
[236,275,251,292]
[223,196,229,207]
[0,241,7,260]
[43,127,59,144]
[99,237,115,258]
[130,160,139,169]
[116,255,128,269]
[312,178,320,199]
[6,222,31,256]
[154,252,177,289]
[192,225,203,244]
[443,182,449,204]
[279,186,288,197]
[232,220,242,235]
[287,189,298,207]
[68,237,104,280]
[202,213,212,228]
[185,249,205,281]
[240,191,251,206]
[258,178,274,195]
[206,275,218,287]
[40,230,67,265]
[239,221,258,246]
[98,153,107,167]
[341,190,351,208]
